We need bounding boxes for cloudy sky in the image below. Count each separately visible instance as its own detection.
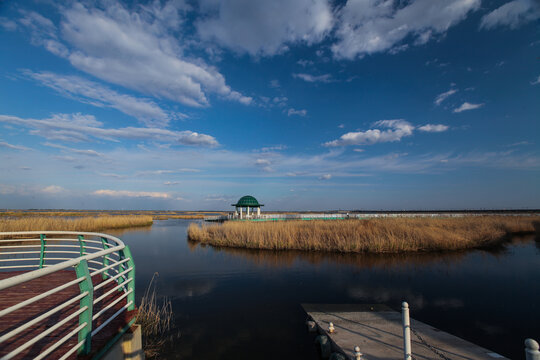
[0,0,539,210]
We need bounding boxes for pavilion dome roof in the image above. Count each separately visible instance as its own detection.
[232,195,263,207]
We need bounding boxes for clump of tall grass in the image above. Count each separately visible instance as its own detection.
[0,215,153,232]
[188,216,540,253]
[137,273,173,359]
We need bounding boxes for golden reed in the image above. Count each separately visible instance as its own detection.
[0,215,153,232]
[188,216,540,253]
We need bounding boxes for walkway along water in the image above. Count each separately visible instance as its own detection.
[0,231,142,359]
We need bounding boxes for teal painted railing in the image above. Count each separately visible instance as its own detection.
[0,231,137,359]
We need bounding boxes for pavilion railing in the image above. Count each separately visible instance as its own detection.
[0,231,136,359]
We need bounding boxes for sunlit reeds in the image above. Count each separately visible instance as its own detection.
[137,273,173,359]
[0,215,153,232]
[188,216,540,253]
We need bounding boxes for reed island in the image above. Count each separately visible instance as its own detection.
[187,216,540,253]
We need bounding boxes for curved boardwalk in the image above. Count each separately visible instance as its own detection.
[0,270,137,359]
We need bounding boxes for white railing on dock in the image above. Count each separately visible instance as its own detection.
[402,300,539,360]
[0,231,136,359]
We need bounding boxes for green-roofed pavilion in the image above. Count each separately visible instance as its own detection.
[232,195,264,219]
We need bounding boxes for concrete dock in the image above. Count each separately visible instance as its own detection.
[302,304,509,360]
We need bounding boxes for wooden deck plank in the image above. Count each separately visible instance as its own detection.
[0,270,137,360]
[302,303,508,360]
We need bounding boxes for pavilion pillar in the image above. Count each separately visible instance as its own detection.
[239,207,243,219]
[257,207,260,217]
[247,206,250,218]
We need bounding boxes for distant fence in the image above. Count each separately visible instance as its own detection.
[204,212,540,222]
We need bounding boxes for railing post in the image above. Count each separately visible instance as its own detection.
[75,259,94,355]
[525,339,540,360]
[39,234,46,268]
[78,235,86,257]
[117,248,126,289]
[119,245,136,311]
[100,237,110,280]
[402,301,412,360]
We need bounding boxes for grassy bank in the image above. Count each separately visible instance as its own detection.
[0,215,153,232]
[187,216,540,253]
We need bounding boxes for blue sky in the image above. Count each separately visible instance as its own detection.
[0,0,539,210]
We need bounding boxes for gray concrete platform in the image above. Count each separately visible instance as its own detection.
[302,304,509,360]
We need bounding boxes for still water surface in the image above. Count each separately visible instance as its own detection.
[110,219,540,359]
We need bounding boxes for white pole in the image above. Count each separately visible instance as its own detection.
[240,208,243,219]
[257,207,260,217]
[525,339,540,360]
[402,301,412,360]
[247,206,250,218]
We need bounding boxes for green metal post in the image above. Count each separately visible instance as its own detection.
[117,248,126,290]
[119,246,135,311]
[75,259,94,355]
[100,237,110,280]
[39,234,46,268]
[78,235,85,257]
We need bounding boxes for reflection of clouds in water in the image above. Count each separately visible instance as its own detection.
[475,321,504,335]
[347,286,426,309]
[347,286,464,310]
[143,276,216,300]
[432,298,464,308]
[169,278,216,299]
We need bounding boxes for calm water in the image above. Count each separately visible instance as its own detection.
[110,219,540,359]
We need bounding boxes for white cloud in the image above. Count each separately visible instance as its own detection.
[418,124,449,132]
[353,148,364,152]
[287,108,308,117]
[26,71,179,127]
[332,0,480,59]
[43,142,105,157]
[453,102,484,113]
[93,190,170,199]
[434,88,458,106]
[0,17,17,31]
[260,145,287,152]
[297,59,314,67]
[480,0,540,30]
[325,119,414,147]
[0,113,218,146]
[196,0,333,56]
[507,141,531,147]
[319,174,332,180]
[293,73,333,83]
[0,141,31,151]
[255,159,272,166]
[97,172,127,179]
[42,185,64,194]
[20,2,251,108]
[531,75,540,85]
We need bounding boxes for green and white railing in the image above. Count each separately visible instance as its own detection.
[0,231,136,359]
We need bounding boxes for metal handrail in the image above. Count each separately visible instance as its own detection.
[0,231,136,358]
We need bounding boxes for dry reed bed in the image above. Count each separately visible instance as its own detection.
[0,215,153,232]
[188,216,540,253]
[137,273,173,359]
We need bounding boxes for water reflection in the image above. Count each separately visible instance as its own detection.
[197,245,469,269]
[111,220,539,360]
